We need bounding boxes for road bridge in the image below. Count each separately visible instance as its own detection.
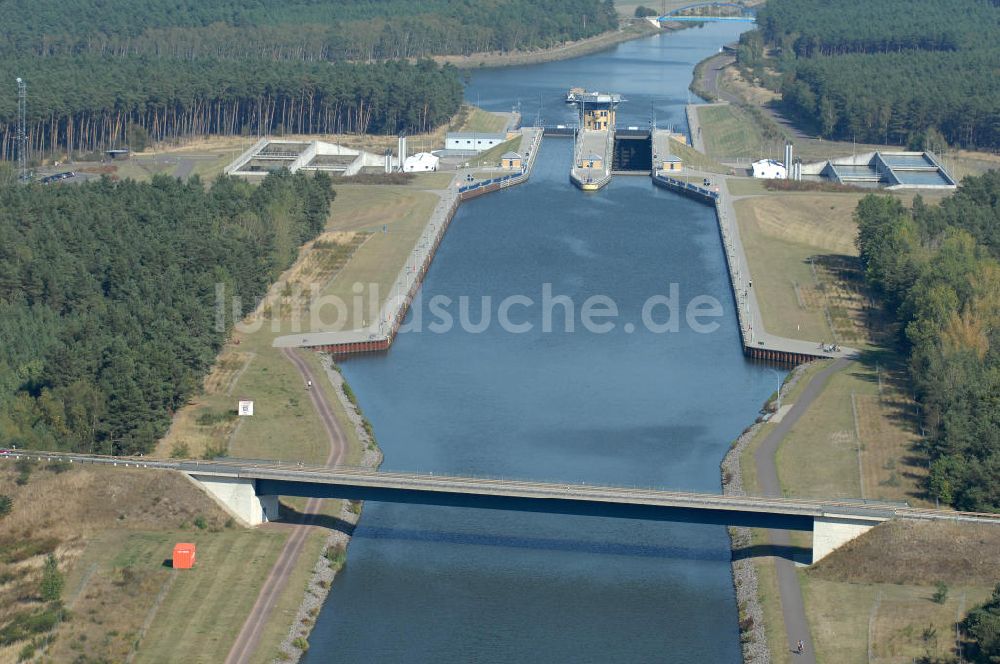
[659,2,756,23]
[7,452,998,563]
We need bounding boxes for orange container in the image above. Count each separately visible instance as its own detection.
[172,543,196,569]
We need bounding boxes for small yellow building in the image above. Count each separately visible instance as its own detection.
[579,153,604,169]
[661,155,683,172]
[500,151,523,170]
[583,108,614,131]
[576,92,621,131]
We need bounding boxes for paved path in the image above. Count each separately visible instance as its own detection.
[224,348,348,664]
[696,52,742,104]
[753,358,851,664]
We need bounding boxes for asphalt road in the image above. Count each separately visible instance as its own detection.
[697,52,742,104]
[223,348,348,664]
[754,358,850,663]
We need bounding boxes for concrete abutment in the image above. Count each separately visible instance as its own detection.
[811,514,885,563]
[187,474,279,526]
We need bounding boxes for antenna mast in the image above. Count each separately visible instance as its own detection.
[16,77,27,181]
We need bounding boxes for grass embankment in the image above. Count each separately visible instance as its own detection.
[707,48,1000,662]
[454,105,509,133]
[735,354,991,663]
[153,179,445,659]
[156,231,366,464]
[158,183,442,462]
[697,104,771,162]
[730,191,997,662]
[803,519,1000,663]
[315,186,442,331]
[465,137,522,173]
[667,137,730,174]
[0,463,290,663]
[773,360,928,505]
[733,192,871,345]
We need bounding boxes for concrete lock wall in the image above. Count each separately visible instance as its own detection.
[187,474,279,526]
[812,515,884,563]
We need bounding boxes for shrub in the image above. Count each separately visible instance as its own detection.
[40,554,64,602]
[170,442,191,459]
[0,606,65,646]
[963,583,1000,661]
[932,582,948,604]
[325,543,347,571]
[196,409,236,426]
[1,537,60,564]
[0,495,11,518]
[14,459,34,485]
[341,381,359,407]
[201,443,227,460]
[361,417,376,441]
[292,637,309,651]
[193,516,207,530]
[334,172,414,185]
[118,566,139,589]
[17,641,36,661]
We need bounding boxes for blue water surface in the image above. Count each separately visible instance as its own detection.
[304,23,769,664]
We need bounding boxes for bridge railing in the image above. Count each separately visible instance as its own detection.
[659,1,756,21]
[7,451,1000,524]
[0,450,909,501]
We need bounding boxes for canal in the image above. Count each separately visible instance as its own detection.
[304,22,764,663]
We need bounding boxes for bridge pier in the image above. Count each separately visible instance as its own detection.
[188,474,279,526]
[811,515,886,563]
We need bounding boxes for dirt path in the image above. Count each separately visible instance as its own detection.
[753,358,850,663]
[224,348,347,664]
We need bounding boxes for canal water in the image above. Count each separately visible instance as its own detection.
[304,23,765,663]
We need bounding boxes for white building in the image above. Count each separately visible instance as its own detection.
[224,138,389,177]
[402,152,439,172]
[751,159,787,179]
[445,132,507,153]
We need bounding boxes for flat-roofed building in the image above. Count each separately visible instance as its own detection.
[224,138,392,177]
[445,132,507,153]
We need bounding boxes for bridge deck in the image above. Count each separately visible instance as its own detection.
[7,452,998,528]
